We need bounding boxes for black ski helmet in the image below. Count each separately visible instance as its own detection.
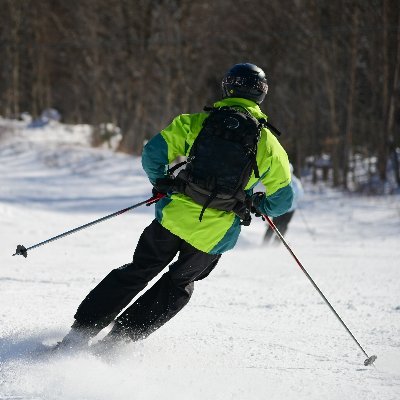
[222,63,268,104]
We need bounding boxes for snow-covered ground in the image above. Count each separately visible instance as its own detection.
[0,120,399,400]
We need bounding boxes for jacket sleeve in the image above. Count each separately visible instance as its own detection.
[257,132,294,217]
[287,174,304,212]
[141,114,191,185]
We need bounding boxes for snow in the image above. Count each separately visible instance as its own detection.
[0,120,399,400]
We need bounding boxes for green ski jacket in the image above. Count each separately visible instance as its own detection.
[142,97,293,254]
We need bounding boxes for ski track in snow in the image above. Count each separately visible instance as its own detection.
[0,122,400,400]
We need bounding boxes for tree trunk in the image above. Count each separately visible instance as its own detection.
[378,0,390,181]
[343,7,359,189]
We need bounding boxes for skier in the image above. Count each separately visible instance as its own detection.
[263,164,304,245]
[56,63,294,351]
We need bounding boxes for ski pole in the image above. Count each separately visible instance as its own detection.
[263,213,377,367]
[12,193,165,258]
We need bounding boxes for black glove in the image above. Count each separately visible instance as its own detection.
[153,176,175,196]
[250,192,265,217]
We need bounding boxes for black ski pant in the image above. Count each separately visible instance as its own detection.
[264,210,295,244]
[74,219,221,340]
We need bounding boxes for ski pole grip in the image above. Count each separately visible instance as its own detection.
[146,192,166,206]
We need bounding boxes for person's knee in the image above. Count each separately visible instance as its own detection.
[168,273,194,298]
[183,281,194,297]
[169,280,194,315]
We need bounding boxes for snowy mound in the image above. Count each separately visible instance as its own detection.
[0,118,148,213]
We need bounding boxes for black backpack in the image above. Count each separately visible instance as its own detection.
[175,106,269,223]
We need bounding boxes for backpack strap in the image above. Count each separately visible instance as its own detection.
[168,160,187,175]
[252,154,260,179]
[198,188,218,222]
[259,118,282,136]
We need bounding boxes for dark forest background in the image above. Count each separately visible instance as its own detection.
[1,0,399,191]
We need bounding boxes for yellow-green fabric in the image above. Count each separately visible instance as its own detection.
[142,97,293,254]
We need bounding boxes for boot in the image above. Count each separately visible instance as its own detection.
[90,322,131,356]
[54,320,100,351]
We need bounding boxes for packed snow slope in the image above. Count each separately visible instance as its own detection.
[0,120,399,400]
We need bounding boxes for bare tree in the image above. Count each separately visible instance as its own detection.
[0,0,399,191]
